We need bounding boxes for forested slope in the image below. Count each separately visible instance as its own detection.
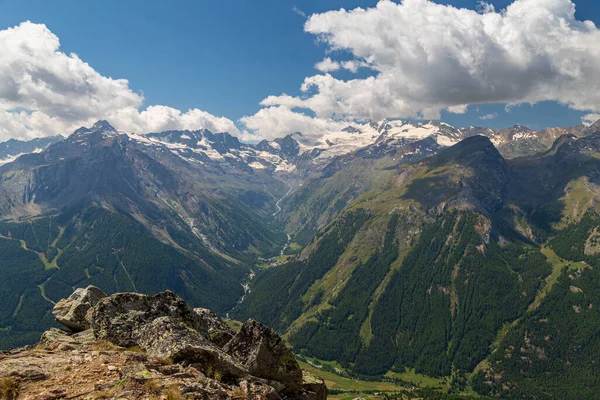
[236,133,600,399]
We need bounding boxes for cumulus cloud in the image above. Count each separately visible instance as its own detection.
[240,106,347,140]
[315,57,341,73]
[258,0,600,126]
[582,114,600,126]
[5,0,600,143]
[480,112,499,120]
[340,60,366,73]
[0,21,239,141]
[109,105,240,135]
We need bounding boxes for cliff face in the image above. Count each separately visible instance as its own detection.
[0,287,326,400]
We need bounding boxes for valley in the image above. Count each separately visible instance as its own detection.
[1,2,600,398]
[1,119,600,398]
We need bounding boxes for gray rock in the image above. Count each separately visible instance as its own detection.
[88,290,209,347]
[194,308,235,347]
[77,289,324,398]
[224,319,303,392]
[137,316,248,379]
[8,367,48,382]
[52,285,107,332]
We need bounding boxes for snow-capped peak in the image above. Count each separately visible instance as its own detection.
[71,120,118,139]
[92,120,117,133]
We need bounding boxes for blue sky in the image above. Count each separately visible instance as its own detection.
[0,0,599,140]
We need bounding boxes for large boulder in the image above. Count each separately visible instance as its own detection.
[194,308,235,347]
[88,291,209,347]
[52,285,107,332]
[137,316,248,379]
[39,328,95,351]
[224,319,303,392]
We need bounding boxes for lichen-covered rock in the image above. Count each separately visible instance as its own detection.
[224,319,303,392]
[39,328,95,351]
[88,291,209,347]
[11,288,327,399]
[52,285,107,332]
[300,371,328,400]
[137,316,248,379]
[194,308,235,347]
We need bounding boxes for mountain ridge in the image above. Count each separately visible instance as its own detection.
[235,130,600,398]
[2,119,600,398]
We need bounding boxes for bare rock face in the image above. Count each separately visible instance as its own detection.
[52,285,107,332]
[195,307,236,347]
[88,290,209,347]
[224,319,303,392]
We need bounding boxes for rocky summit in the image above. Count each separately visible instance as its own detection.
[0,286,326,400]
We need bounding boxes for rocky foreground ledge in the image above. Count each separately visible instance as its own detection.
[0,286,326,400]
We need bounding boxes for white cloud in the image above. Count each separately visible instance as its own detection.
[582,114,600,126]
[480,112,499,120]
[477,1,496,14]
[315,57,341,72]
[111,105,240,135]
[5,0,600,144]
[447,105,469,114]
[0,22,239,141]
[259,0,600,124]
[341,60,366,73]
[292,6,307,18]
[240,106,347,141]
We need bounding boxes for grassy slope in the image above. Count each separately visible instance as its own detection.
[0,208,249,349]
[298,360,404,392]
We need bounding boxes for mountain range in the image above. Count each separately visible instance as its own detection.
[1,118,600,398]
[0,135,63,165]
[236,127,600,398]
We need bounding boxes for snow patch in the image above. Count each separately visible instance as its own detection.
[249,161,267,170]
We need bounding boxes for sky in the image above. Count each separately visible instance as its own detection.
[0,0,599,142]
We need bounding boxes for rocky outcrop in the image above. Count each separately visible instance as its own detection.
[88,291,209,347]
[0,288,327,399]
[136,316,248,379]
[195,307,236,347]
[52,285,106,332]
[224,319,303,392]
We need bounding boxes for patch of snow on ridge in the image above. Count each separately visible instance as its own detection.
[275,161,296,172]
[435,135,459,146]
[291,121,380,160]
[0,153,24,165]
[383,122,438,140]
[512,132,532,140]
[0,147,44,166]
[249,161,267,170]
[123,131,154,145]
